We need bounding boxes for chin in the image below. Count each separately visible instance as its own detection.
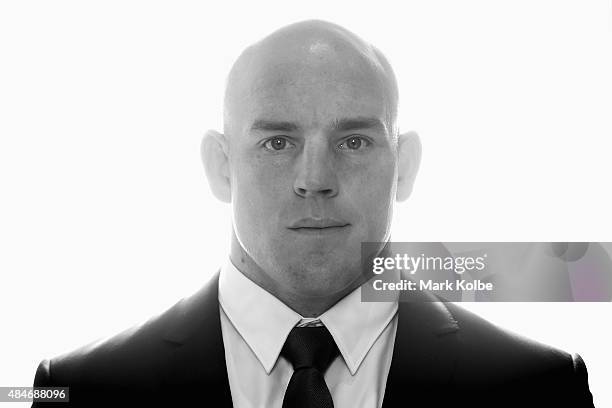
[283,259,361,296]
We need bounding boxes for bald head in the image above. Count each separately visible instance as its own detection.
[223,20,399,139]
[202,20,421,313]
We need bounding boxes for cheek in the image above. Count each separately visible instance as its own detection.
[343,160,396,235]
[245,158,289,194]
[346,158,395,204]
[232,155,291,220]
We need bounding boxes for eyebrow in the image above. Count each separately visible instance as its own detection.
[250,120,299,132]
[331,117,386,133]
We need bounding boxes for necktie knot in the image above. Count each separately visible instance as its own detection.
[281,326,339,373]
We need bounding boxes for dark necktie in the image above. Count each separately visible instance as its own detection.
[281,326,340,408]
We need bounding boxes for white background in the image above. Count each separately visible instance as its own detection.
[1,1,611,406]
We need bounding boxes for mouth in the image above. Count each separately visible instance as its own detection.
[288,218,350,235]
[288,225,350,235]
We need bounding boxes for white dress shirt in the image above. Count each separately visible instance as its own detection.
[218,259,399,408]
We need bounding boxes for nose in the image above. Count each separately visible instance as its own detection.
[293,137,339,199]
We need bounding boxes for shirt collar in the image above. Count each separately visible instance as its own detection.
[218,258,398,375]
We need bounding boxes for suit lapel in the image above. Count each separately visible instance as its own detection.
[160,272,233,407]
[383,288,460,407]
[154,271,460,407]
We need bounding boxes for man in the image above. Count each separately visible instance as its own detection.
[33,20,594,407]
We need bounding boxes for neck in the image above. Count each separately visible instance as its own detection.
[229,230,365,317]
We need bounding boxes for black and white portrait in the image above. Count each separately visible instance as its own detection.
[0,1,610,407]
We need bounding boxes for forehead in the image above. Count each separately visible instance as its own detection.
[237,59,389,133]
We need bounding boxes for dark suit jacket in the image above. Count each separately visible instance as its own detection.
[32,272,595,407]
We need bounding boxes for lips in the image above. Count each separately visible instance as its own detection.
[288,217,350,233]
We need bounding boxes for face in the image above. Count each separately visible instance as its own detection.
[227,47,398,298]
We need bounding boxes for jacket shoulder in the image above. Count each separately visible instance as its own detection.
[446,302,570,360]
[34,276,219,388]
[443,302,594,406]
[39,300,180,387]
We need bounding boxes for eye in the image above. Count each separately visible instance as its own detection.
[338,136,370,150]
[263,137,295,151]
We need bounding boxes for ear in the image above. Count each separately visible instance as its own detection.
[396,130,422,202]
[200,129,231,203]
